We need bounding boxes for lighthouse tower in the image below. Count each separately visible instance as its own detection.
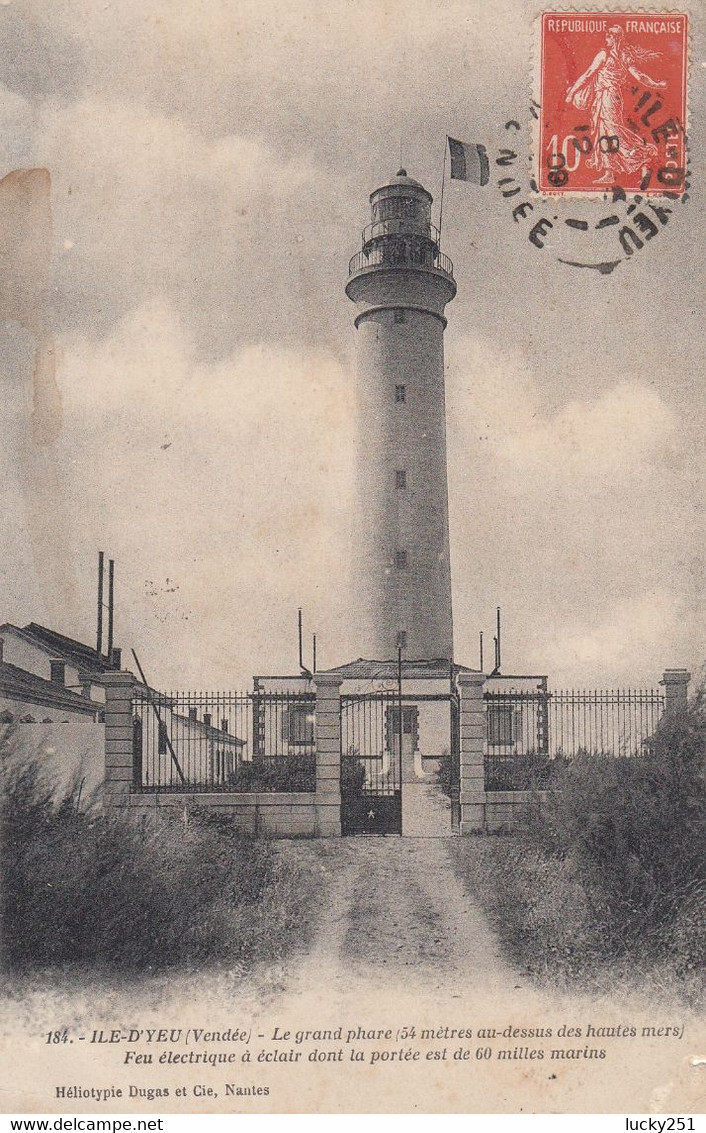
[346,170,456,661]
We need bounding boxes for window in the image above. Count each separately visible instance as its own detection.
[50,660,66,685]
[488,707,518,746]
[393,309,406,324]
[395,470,407,489]
[395,550,408,569]
[397,630,407,649]
[289,705,315,746]
[395,384,406,403]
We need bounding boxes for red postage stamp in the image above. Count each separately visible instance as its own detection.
[538,12,688,195]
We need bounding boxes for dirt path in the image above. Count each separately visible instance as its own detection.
[3,837,700,1113]
[284,837,514,1000]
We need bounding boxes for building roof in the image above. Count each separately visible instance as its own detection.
[170,710,245,748]
[316,658,481,680]
[0,660,98,716]
[0,622,119,677]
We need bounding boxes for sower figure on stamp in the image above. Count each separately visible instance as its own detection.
[565,25,667,184]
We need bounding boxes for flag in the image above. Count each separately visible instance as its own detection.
[447,137,489,186]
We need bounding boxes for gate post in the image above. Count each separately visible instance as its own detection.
[661,669,691,715]
[314,674,342,837]
[458,671,487,834]
[103,670,136,813]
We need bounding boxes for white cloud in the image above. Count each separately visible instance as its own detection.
[0,83,35,169]
[526,589,694,686]
[9,92,356,359]
[48,300,357,685]
[446,337,700,682]
[448,337,677,495]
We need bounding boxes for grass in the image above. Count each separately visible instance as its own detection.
[449,693,706,1006]
[0,728,317,974]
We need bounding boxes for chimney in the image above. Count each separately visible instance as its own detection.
[203,712,212,728]
[221,717,229,734]
[110,647,122,669]
[50,660,66,686]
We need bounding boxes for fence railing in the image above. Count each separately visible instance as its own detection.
[132,689,316,793]
[484,687,666,791]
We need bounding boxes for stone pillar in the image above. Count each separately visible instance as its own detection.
[458,671,487,834]
[661,669,691,715]
[103,670,136,811]
[314,674,342,837]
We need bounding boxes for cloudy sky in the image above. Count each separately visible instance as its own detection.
[1,0,703,688]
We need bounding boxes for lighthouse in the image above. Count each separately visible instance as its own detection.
[346,170,456,661]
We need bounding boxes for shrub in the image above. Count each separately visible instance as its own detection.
[528,692,705,964]
[341,750,366,794]
[436,748,456,799]
[0,734,293,972]
[485,750,571,792]
[451,692,705,1002]
[227,752,315,792]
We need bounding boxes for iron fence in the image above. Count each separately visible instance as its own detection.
[340,692,402,835]
[340,692,401,797]
[132,689,316,793]
[484,687,666,791]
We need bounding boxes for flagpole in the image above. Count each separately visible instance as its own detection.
[438,135,448,247]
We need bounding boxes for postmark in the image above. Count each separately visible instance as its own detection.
[538,12,688,196]
[486,108,690,272]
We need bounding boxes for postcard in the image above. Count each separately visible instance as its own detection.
[0,0,703,1116]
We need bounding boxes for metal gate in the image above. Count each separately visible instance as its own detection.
[340,692,402,835]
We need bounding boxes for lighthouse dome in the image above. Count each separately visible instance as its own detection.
[391,168,424,187]
[369,169,433,204]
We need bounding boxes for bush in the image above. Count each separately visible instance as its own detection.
[451,693,705,1001]
[341,751,366,795]
[0,734,296,972]
[529,694,705,962]
[485,750,571,792]
[227,752,315,792]
[436,749,456,799]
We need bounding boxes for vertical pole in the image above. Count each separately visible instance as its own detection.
[96,551,104,658]
[107,559,115,665]
[479,631,484,672]
[298,608,304,671]
[496,606,501,671]
[438,137,448,245]
[397,644,403,786]
[312,634,317,674]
